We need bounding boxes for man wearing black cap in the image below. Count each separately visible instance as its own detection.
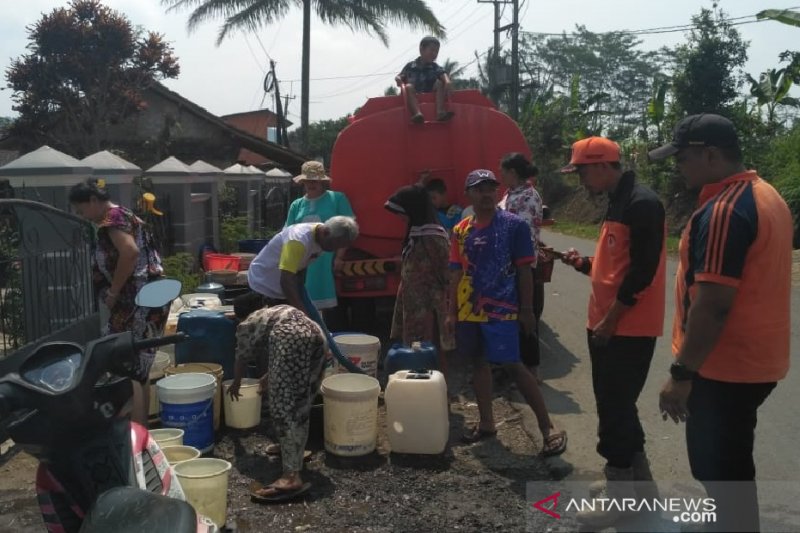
[650,114,793,532]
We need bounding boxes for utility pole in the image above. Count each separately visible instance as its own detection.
[510,0,519,120]
[265,60,291,148]
[478,0,518,119]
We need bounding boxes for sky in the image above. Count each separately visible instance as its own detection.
[0,0,798,125]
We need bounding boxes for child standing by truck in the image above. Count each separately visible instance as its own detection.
[396,36,454,124]
[425,178,463,234]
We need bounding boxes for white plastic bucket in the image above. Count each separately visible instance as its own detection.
[320,374,381,456]
[222,378,262,429]
[165,363,223,431]
[333,334,381,377]
[157,373,217,453]
[150,428,184,447]
[161,445,201,466]
[173,458,232,528]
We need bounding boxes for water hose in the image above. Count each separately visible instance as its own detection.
[301,287,365,374]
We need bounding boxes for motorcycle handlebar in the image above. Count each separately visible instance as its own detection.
[133,333,189,352]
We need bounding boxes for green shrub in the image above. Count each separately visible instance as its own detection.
[161,253,201,294]
[220,216,249,254]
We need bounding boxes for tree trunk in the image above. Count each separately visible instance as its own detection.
[301,0,311,154]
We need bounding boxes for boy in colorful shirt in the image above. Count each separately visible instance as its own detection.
[447,169,566,456]
[396,36,454,124]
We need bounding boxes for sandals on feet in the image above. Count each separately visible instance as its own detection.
[250,481,312,503]
[436,110,455,122]
[541,430,568,457]
[461,426,497,444]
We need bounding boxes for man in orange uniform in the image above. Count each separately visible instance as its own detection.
[651,114,792,532]
[561,137,666,527]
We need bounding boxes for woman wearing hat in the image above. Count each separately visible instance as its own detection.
[285,161,354,320]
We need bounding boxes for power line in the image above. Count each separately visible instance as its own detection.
[315,0,483,99]
[252,32,273,61]
[521,8,800,37]
[242,35,267,74]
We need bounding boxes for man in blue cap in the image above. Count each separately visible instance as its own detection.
[447,169,567,456]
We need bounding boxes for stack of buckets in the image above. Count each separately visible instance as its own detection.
[149,429,231,529]
[320,334,382,456]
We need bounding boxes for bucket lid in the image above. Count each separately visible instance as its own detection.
[157,372,217,391]
[333,334,380,346]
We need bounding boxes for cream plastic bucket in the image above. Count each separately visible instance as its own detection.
[320,374,381,456]
[150,428,184,447]
[222,378,261,429]
[173,458,232,528]
[166,363,223,430]
[333,334,381,377]
[161,445,201,466]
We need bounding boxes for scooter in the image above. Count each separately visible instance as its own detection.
[0,279,216,533]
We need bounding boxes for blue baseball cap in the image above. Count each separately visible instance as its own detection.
[465,169,499,189]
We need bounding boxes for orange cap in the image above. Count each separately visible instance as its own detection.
[561,136,620,173]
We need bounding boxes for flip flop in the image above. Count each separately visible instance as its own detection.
[460,426,497,444]
[264,444,313,462]
[436,110,455,122]
[249,481,312,504]
[540,430,568,457]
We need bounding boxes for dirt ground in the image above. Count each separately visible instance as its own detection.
[0,357,571,533]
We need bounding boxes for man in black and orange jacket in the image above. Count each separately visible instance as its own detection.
[651,114,792,532]
[560,137,667,527]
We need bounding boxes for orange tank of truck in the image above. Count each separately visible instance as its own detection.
[331,89,531,303]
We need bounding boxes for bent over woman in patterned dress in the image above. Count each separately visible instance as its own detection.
[228,293,328,503]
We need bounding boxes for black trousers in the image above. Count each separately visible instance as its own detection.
[686,375,776,532]
[519,274,545,368]
[588,331,656,468]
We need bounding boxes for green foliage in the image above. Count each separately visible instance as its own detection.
[671,7,748,116]
[161,253,201,294]
[520,28,666,139]
[757,9,800,28]
[220,216,249,254]
[289,116,350,166]
[0,223,25,352]
[6,0,180,156]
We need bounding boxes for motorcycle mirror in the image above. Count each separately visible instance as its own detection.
[135,279,182,308]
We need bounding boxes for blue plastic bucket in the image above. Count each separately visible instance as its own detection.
[157,373,217,453]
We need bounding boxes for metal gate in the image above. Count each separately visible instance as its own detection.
[0,200,98,359]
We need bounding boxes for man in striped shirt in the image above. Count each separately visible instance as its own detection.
[650,114,792,532]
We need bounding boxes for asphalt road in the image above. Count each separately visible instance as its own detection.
[533,228,800,529]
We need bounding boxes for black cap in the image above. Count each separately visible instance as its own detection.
[648,114,740,161]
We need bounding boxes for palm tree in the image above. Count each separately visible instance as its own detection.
[162,0,445,151]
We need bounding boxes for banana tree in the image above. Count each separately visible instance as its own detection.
[747,68,800,124]
[646,79,669,143]
[757,9,800,27]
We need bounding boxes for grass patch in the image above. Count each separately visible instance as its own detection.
[547,221,680,255]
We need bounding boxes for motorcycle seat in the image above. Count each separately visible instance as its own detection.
[78,486,198,533]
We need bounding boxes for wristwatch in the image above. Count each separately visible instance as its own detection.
[670,362,697,381]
